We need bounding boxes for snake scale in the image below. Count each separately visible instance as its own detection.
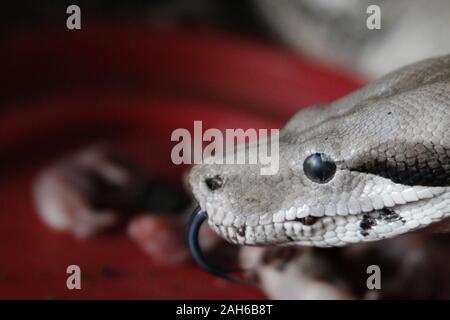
[188,55,450,267]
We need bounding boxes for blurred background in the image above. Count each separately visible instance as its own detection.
[1,0,449,299]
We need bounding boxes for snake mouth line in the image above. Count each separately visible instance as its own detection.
[207,190,449,247]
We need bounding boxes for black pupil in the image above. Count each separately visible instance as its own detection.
[303,153,336,183]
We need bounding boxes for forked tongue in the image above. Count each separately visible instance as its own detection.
[187,206,253,285]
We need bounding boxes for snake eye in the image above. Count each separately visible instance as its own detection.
[303,153,336,183]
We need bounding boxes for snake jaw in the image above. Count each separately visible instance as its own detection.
[201,185,450,247]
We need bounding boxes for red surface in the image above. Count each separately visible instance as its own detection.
[0,24,361,299]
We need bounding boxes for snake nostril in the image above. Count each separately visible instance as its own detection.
[205,175,224,191]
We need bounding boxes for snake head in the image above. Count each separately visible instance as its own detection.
[189,55,450,248]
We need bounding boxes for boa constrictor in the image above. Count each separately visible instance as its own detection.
[188,55,450,278]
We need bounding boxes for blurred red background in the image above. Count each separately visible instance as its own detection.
[0,23,361,299]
